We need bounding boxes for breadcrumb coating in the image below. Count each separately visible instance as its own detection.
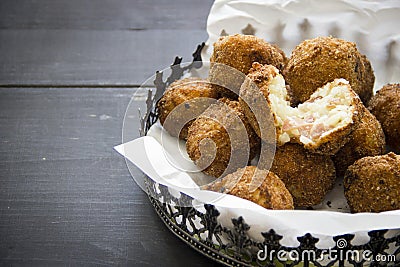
[333,107,385,177]
[368,83,400,152]
[344,153,400,213]
[283,36,373,105]
[209,34,287,99]
[157,77,218,139]
[211,34,287,74]
[361,54,375,102]
[186,98,260,178]
[270,143,336,207]
[202,166,294,210]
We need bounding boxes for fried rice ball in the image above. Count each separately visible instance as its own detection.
[211,34,288,75]
[202,166,294,210]
[283,36,373,105]
[333,107,386,177]
[239,63,363,155]
[368,83,400,151]
[239,63,290,142]
[209,34,288,99]
[186,98,260,178]
[269,143,336,207]
[157,77,218,139]
[344,153,400,213]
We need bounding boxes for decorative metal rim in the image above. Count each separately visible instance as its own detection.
[145,176,399,267]
[148,190,250,267]
[139,43,400,267]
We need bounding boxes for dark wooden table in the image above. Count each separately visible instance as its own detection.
[0,1,223,266]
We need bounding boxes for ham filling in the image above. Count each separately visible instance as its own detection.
[266,76,355,146]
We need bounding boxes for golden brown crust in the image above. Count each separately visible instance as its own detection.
[186,98,260,178]
[239,63,280,141]
[283,36,372,105]
[157,77,218,139]
[209,34,287,99]
[207,68,244,100]
[333,107,386,177]
[344,153,400,213]
[202,166,294,210]
[368,83,400,151]
[361,54,375,102]
[270,143,336,207]
[211,34,288,74]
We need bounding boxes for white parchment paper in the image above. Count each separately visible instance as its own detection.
[204,0,400,93]
[115,124,400,248]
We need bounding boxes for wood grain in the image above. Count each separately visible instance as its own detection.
[0,0,212,30]
[0,88,221,266]
[0,0,213,86]
[0,29,208,86]
[0,1,223,265]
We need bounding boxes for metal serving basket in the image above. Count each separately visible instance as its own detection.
[138,43,400,267]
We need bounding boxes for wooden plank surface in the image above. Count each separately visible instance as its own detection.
[0,29,207,87]
[0,1,224,266]
[0,0,213,86]
[0,87,221,266]
[0,0,212,30]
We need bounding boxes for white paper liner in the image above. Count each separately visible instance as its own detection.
[115,123,400,248]
[204,0,400,92]
[115,0,400,249]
